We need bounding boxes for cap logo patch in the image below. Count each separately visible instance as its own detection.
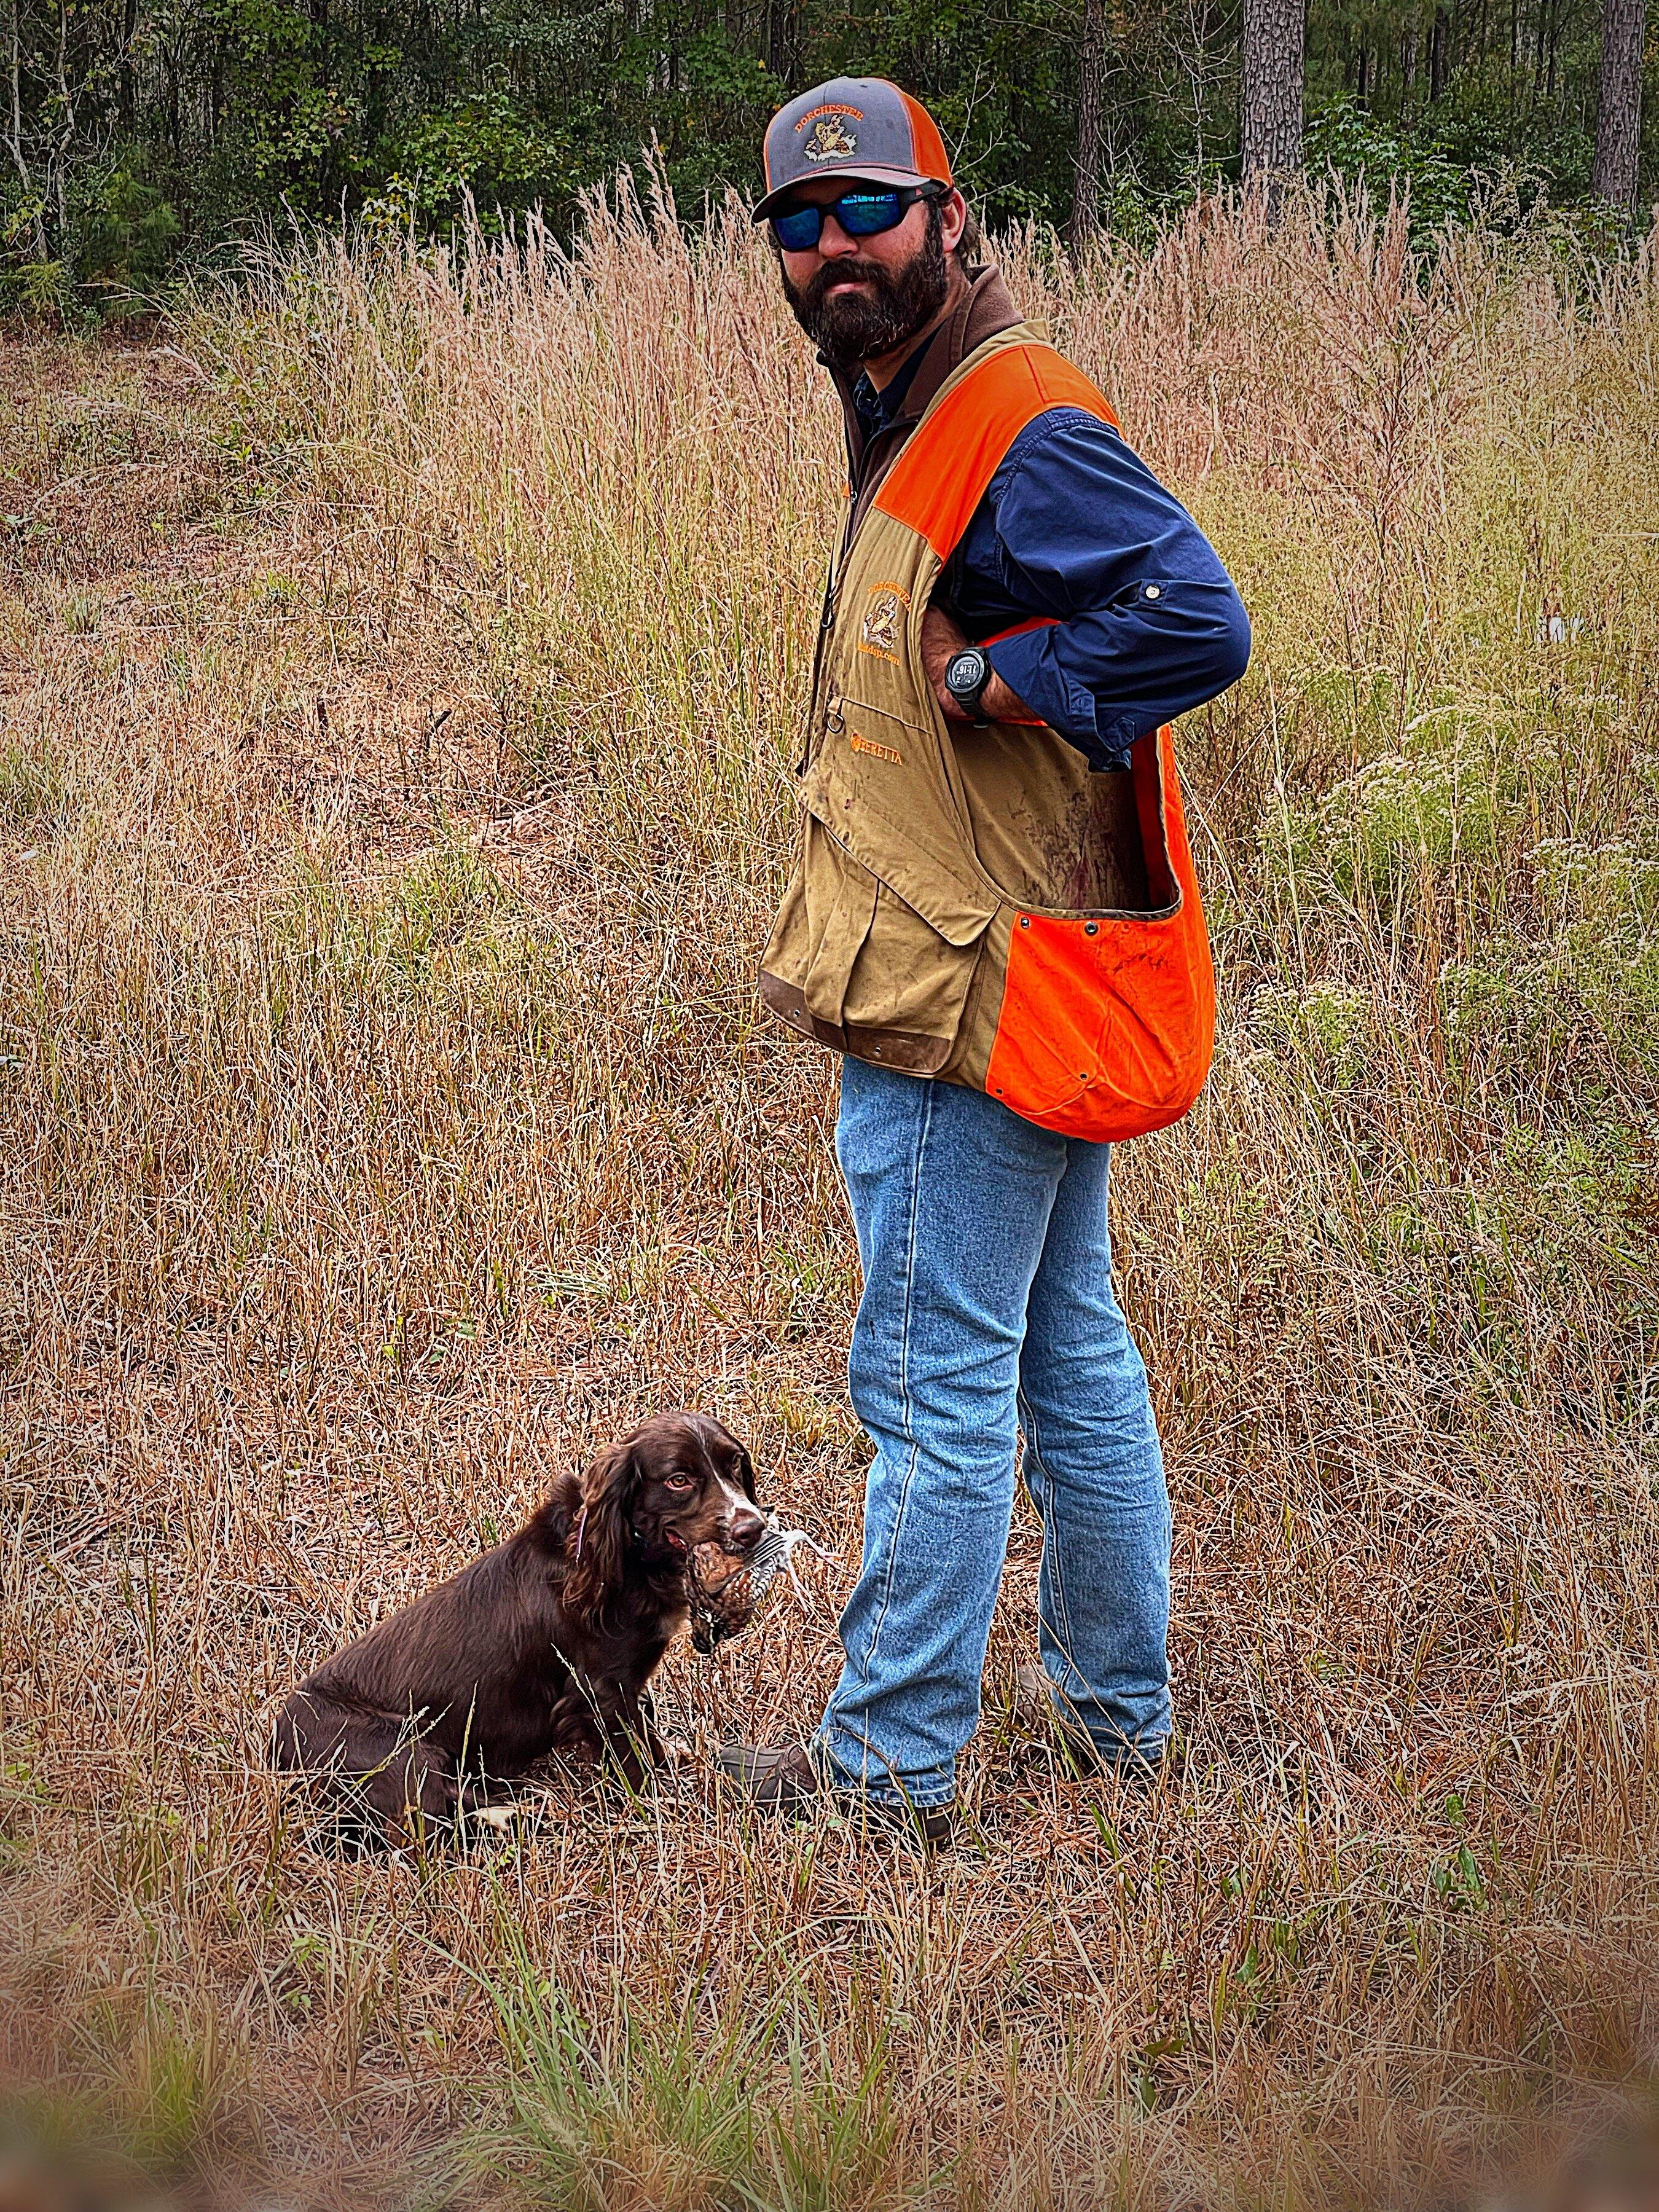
[799,106,861,161]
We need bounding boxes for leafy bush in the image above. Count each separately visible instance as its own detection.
[1305,97,1477,236]
[1,165,179,323]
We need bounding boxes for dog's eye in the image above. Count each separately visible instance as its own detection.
[663,1473,696,1491]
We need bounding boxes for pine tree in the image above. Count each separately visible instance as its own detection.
[1241,0,1307,180]
[1591,0,1649,215]
[1071,0,1109,253]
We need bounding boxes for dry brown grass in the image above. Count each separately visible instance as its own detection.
[1,186,1657,2209]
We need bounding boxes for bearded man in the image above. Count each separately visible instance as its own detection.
[718,79,1251,1846]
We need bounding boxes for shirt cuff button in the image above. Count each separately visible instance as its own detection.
[1142,583,1162,601]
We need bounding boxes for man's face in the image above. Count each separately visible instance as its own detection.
[775,178,965,371]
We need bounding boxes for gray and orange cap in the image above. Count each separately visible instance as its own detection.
[754,77,953,222]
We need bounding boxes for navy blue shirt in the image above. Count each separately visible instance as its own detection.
[852,356,1250,771]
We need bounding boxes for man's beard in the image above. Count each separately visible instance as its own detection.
[781,204,949,370]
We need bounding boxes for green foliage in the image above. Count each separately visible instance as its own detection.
[2,0,1653,316]
[369,95,578,230]
[1306,96,1475,235]
[1264,718,1659,1099]
[472,1924,762,2207]
[1292,737,1515,898]
[1,164,180,322]
[468,1919,901,2212]
[0,737,68,824]
[78,170,182,296]
[275,843,524,992]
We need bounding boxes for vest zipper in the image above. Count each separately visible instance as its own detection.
[798,495,857,774]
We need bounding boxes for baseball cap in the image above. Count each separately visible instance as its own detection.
[754,77,953,222]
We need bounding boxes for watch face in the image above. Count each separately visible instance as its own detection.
[946,649,986,694]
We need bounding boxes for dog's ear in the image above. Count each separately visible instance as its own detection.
[734,1440,758,1504]
[563,1440,639,1618]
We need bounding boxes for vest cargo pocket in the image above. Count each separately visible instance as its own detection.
[838,880,989,1077]
[763,803,991,1078]
[798,815,880,1027]
[810,699,1000,951]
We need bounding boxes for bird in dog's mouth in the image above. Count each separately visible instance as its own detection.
[686,1516,834,1654]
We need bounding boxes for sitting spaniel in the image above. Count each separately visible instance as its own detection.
[272,1411,763,1843]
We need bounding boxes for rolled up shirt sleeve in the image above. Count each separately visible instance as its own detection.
[967,410,1251,769]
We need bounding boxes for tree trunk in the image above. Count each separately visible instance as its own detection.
[763,0,798,79]
[1591,0,1649,213]
[1241,0,1306,180]
[1430,4,1451,98]
[5,3,50,261]
[1070,0,1109,254]
[119,0,138,125]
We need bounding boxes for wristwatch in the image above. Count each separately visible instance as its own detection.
[943,645,992,727]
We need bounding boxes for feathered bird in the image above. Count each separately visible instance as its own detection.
[687,1520,831,1654]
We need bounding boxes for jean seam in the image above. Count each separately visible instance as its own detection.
[821,1767,955,1810]
[853,1793,954,1810]
[1020,1389,1084,1702]
[842,1074,932,1733]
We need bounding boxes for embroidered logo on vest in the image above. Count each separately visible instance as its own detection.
[858,582,909,661]
[850,729,903,764]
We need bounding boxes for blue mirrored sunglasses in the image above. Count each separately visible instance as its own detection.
[770,182,941,253]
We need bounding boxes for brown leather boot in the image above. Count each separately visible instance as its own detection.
[1013,1665,1167,1786]
[715,1742,955,1848]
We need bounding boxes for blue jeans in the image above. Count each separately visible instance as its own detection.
[817,1056,1172,1808]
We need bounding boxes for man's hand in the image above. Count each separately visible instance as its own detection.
[920,606,1033,725]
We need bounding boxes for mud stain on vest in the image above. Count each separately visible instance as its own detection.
[1065,773,1153,911]
[1024,776,1150,912]
[952,729,1153,915]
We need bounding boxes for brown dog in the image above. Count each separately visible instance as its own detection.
[272,1412,763,1842]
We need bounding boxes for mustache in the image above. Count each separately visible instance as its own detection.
[798,259,895,313]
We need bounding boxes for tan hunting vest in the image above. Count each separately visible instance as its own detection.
[760,318,1216,1143]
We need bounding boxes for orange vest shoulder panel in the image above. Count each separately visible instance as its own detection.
[873,344,1120,560]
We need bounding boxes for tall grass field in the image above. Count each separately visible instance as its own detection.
[1,186,1657,2208]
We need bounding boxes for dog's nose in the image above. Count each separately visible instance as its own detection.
[728,1507,766,1553]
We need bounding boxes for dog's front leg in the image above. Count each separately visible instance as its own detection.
[629,1688,697,1775]
[605,1700,653,1790]
[549,1684,644,1786]
[592,1684,663,1789]
[635,1688,675,1769]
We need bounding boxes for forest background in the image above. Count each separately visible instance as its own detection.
[2,0,1656,324]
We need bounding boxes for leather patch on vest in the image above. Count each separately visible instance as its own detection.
[849,729,903,764]
[858,582,910,663]
[758,972,955,1077]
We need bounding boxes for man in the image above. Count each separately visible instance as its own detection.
[719,78,1250,1846]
